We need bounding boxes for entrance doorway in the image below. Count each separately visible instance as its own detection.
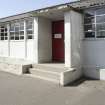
[52,20,64,62]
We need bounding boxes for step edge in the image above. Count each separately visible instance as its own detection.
[30,68,61,75]
[32,65,65,70]
[25,74,60,83]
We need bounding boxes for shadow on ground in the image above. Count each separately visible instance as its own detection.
[65,77,98,87]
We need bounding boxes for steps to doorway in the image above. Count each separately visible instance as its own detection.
[0,56,81,86]
[29,64,65,84]
[26,63,79,86]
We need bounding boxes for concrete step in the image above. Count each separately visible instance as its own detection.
[32,64,66,73]
[27,64,79,86]
[29,68,61,83]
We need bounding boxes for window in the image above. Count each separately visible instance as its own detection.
[26,19,34,39]
[84,8,105,38]
[10,21,24,40]
[0,25,8,40]
[0,18,34,41]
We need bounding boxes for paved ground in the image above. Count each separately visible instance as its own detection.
[0,71,105,105]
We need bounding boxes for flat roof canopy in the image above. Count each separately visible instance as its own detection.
[0,0,105,22]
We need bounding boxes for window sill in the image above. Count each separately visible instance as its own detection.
[83,38,105,41]
[10,40,24,42]
[0,40,8,42]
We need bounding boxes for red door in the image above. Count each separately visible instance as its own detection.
[52,20,64,62]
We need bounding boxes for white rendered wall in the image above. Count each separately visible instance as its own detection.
[0,39,36,62]
[83,39,105,79]
[64,10,83,82]
[0,41,8,57]
[10,41,25,59]
[0,17,38,63]
[27,40,34,61]
[38,17,52,63]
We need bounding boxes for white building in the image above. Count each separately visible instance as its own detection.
[0,0,105,85]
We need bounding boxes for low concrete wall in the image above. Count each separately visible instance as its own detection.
[0,57,32,75]
[60,67,82,86]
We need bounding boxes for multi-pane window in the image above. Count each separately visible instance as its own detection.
[26,20,34,39]
[0,18,34,41]
[84,8,105,38]
[10,21,24,40]
[0,25,8,40]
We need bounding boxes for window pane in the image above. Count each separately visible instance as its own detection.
[1,37,4,40]
[84,9,95,17]
[96,15,105,23]
[27,30,33,35]
[84,17,94,24]
[28,35,33,39]
[10,36,14,40]
[20,26,24,31]
[10,32,14,35]
[97,31,105,38]
[27,25,32,29]
[85,32,95,38]
[20,36,24,40]
[15,23,19,27]
[5,28,7,32]
[20,22,24,26]
[84,24,95,32]
[1,33,4,37]
[20,31,24,35]
[96,8,105,15]
[1,29,4,32]
[15,36,19,40]
[96,23,105,31]
[5,37,8,40]
[15,32,19,36]
[15,27,19,31]
[10,27,14,31]
[5,33,7,36]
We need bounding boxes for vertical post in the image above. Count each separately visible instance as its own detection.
[33,17,38,63]
[7,23,10,57]
[24,20,27,59]
[64,11,72,67]
[64,10,83,69]
[95,11,97,39]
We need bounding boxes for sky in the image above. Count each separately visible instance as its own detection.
[0,0,77,18]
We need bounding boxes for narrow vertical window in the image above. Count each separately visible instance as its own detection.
[0,25,8,40]
[84,10,95,38]
[26,19,34,39]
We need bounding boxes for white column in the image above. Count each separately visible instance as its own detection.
[7,24,10,57]
[24,20,27,59]
[33,17,39,63]
[64,11,72,67]
[64,10,83,68]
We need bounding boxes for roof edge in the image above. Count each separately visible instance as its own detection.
[0,0,80,22]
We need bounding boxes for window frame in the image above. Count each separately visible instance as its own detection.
[84,8,105,39]
[26,19,34,40]
[0,25,8,41]
[10,21,24,41]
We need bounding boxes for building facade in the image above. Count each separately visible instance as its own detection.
[0,0,105,84]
